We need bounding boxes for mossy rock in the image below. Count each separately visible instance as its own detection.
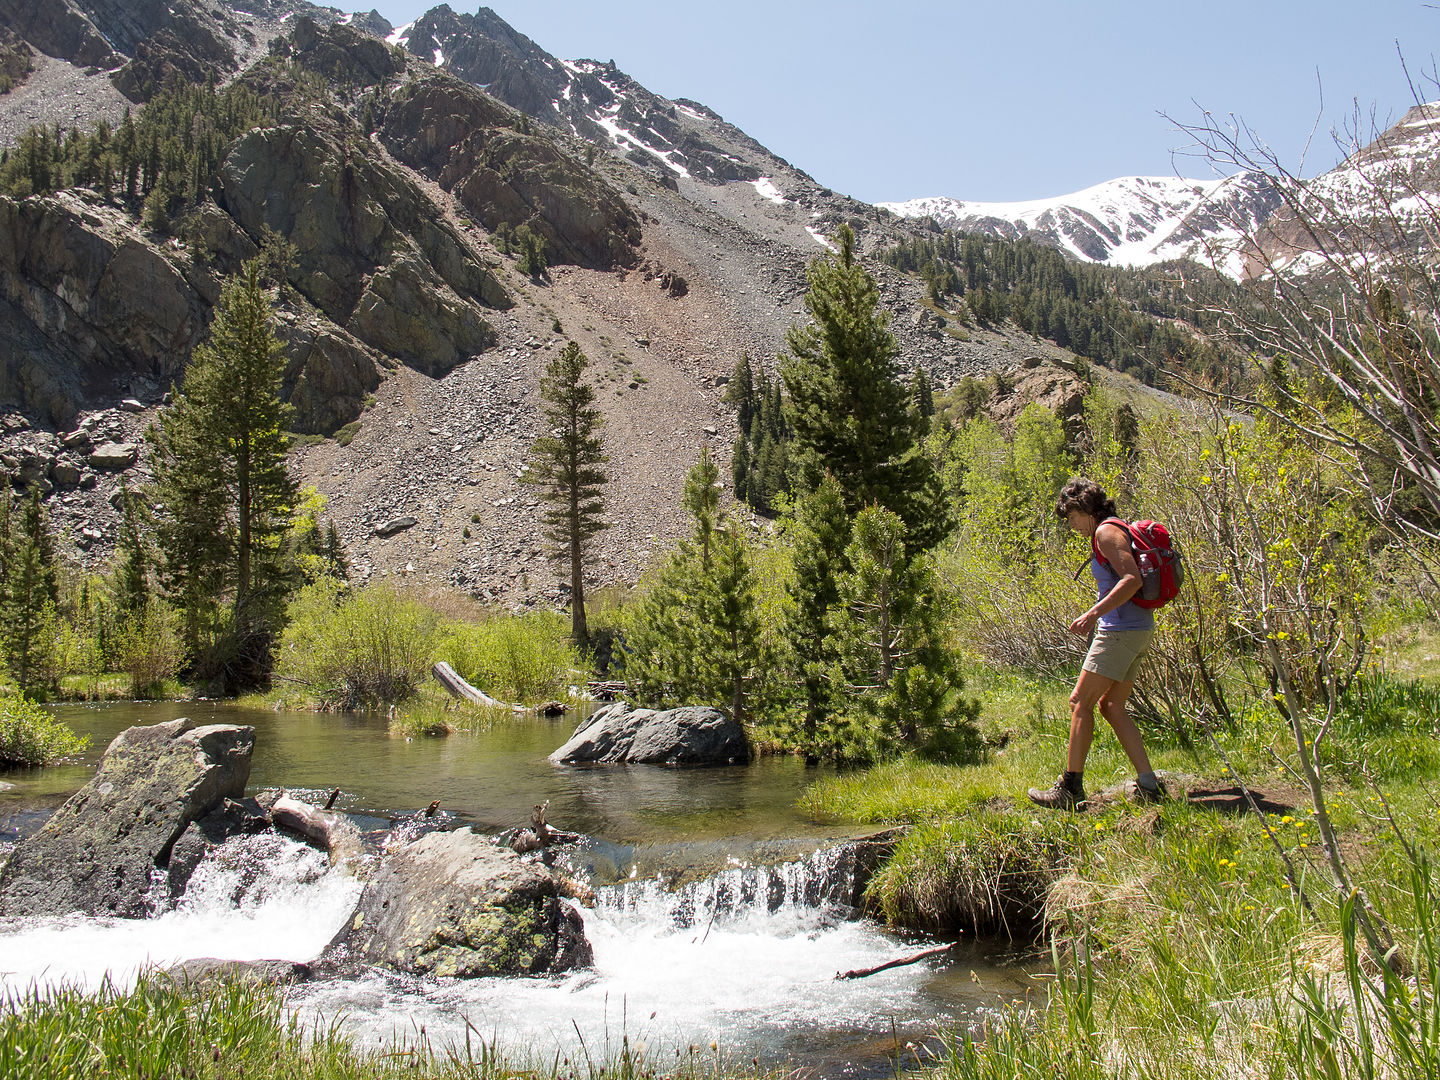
[328,827,591,977]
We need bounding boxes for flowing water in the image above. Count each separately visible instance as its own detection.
[0,702,1045,1073]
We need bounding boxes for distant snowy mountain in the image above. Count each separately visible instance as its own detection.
[878,173,1280,275]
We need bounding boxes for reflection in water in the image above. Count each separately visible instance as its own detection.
[2,701,848,848]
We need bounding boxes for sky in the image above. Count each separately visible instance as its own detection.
[368,1,1440,204]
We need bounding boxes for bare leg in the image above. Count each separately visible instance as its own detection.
[1067,668,1115,773]
[1097,679,1153,776]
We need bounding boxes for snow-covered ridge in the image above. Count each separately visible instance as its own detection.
[878,176,1232,267]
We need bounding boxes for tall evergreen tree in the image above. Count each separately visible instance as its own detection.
[112,480,149,618]
[1,492,59,694]
[525,340,608,648]
[149,260,297,686]
[780,225,946,546]
[683,445,720,567]
[724,354,757,433]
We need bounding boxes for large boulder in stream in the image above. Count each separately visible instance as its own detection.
[549,702,749,766]
[0,718,254,918]
[328,827,591,977]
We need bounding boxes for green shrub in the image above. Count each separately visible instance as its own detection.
[334,420,360,446]
[0,695,89,765]
[436,612,580,704]
[113,601,185,698]
[274,580,442,709]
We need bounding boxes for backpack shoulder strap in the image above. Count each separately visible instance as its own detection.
[1091,517,1130,566]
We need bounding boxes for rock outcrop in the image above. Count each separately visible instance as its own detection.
[329,827,591,977]
[0,718,254,918]
[549,702,750,766]
[380,76,642,270]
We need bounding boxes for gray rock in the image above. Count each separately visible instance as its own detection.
[50,461,82,488]
[374,515,418,537]
[0,718,255,918]
[328,827,591,977]
[119,398,145,413]
[549,702,750,766]
[88,442,138,470]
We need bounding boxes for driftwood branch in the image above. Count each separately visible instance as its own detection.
[835,942,955,980]
[271,793,364,868]
[432,662,526,711]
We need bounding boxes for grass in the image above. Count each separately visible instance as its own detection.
[801,664,1440,1078]
[0,975,783,1080]
[388,689,524,738]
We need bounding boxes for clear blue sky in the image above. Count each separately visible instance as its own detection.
[369,1,1439,203]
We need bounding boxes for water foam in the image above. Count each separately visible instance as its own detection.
[0,833,362,994]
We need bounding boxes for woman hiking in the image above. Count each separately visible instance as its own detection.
[1028,478,1166,810]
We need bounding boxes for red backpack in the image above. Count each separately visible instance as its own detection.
[1086,517,1184,610]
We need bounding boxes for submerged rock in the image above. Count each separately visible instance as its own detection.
[0,718,254,918]
[166,797,273,899]
[549,702,749,766]
[165,958,313,987]
[328,827,591,978]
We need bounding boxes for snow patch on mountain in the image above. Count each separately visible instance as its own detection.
[752,178,787,204]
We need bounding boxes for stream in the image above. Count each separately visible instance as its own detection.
[0,702,1044,1074]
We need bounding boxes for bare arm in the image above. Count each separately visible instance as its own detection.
[1069,523,1143,636]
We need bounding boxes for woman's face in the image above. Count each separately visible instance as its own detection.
[1066,509,1096,536]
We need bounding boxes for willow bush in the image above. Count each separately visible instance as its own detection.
[436,611,581,704]
[273,580,441,709]
[0,695,88,765]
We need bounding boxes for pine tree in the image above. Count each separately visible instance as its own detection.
[783,474,851,762]
[514,224,548,280]
[112,481,149,618]
[831,505,979,762]
[149,260,297,686]
[780,225,946,546]
[683,445,719,567]
[724,354,757,433]
[525,340,608,647]
[2,492,59,694]
[623,451,763,720]
[912,368,935,420]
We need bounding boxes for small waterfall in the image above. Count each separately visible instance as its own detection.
[288,839,1031,1072]
[0,832,363,994]
[595,844,869,926]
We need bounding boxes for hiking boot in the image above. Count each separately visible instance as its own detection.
[1028,774,1085,810]
[1127,777,1167,804]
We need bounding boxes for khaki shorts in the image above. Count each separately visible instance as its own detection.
[1082,628,1155,684]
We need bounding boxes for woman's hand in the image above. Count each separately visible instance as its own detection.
[1070,608,1098,636]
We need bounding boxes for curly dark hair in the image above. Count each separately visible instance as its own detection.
[1055,477,1118,522]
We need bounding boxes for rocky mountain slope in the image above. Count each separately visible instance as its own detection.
[0,9,1025,609]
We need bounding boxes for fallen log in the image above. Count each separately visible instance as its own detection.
[586,680,628,701]
[271,794,365,868]
[834,942,956,980]
[432,662,526,712]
